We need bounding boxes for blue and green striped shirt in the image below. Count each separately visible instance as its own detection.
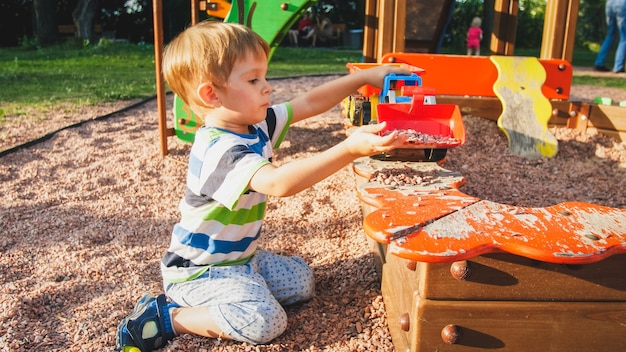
[161,103,292,283]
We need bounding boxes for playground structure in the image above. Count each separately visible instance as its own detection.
[343,55,572,159]
[153,0,316,146]
[353,155,626,351]
[153,0,626,155]
[381,52,626,143]
[346,60,625,351]
[362,0,579,63]
[149,1,626,350]
[346,60,624,350]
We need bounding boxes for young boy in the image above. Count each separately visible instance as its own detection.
[116,21,409,351]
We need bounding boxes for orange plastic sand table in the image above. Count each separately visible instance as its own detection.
[354,159,626,265]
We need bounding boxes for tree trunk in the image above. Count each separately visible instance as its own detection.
[33,0,58,45]
[73,0,99,41]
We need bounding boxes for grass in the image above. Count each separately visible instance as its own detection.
[268,47,362,77]
[0,42,156,104]
[1,40,624,121]
[0,41,361,120]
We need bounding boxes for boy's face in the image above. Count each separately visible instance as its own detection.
[214,51,272,128]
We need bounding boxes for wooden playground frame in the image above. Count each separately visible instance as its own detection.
[150,0,609,156]
[362,0,579,62]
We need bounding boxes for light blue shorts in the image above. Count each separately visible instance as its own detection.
[163,250,315,344]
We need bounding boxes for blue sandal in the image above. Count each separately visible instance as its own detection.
[116,294,177,352]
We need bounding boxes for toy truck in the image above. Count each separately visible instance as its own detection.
[344,63,465,162]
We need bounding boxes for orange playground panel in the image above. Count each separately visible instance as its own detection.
[381,53,573,100]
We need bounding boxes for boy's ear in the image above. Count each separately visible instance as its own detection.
[197,82,221,107]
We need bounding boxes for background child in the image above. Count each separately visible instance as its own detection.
[115,21,409,351]
[467,16,483,56]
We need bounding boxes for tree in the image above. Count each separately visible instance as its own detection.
[73,0,99,40]
[33,0,58,45]
[310,0,364,29]
[577,0,606,47]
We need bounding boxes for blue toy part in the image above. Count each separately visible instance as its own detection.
[379,73,423,104]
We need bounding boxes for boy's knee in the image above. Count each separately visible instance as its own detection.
[241,305,288,344]
[300,268,316,300]
[217,300,288,344]
[280,258,316,305]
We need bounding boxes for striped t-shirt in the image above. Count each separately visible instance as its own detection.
[161,103,292,283]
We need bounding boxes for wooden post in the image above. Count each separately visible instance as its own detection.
[540,0,579,61]
[155,0,197,156]
[490,0,518,55]
[191,0,200,24]
[374,0,407,60]
[363,0,378,63]
[567,102,590,132]
[153,0,169,156]
[393,0,406,54]
[376,0,396,61]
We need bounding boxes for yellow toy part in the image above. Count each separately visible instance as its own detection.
[490,56,558,158]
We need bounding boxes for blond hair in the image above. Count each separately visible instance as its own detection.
[163,21,270,117]
[471,17,482,28]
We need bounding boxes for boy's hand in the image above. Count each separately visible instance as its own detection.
[344,122,407,157]
[359,65,412,89]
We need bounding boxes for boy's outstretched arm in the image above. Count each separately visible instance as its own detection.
[289,65,411,124]
[249,122,405,197]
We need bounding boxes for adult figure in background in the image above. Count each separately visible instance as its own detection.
[297,12,313,37]
[305,12,332,48]
[287,21,299,47]
[288,12,313,47]
[594,0,626,73]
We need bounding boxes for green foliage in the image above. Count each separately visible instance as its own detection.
[310,0,365,29]
[18,36,41,50]
[445,0,484,50]
[445,0,546,50]
[446,0,606,52]
[515,0,545,48]
[577,0,607,50]
[0,0,610,53]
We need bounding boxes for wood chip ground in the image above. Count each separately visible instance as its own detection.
[1,74,624,351]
